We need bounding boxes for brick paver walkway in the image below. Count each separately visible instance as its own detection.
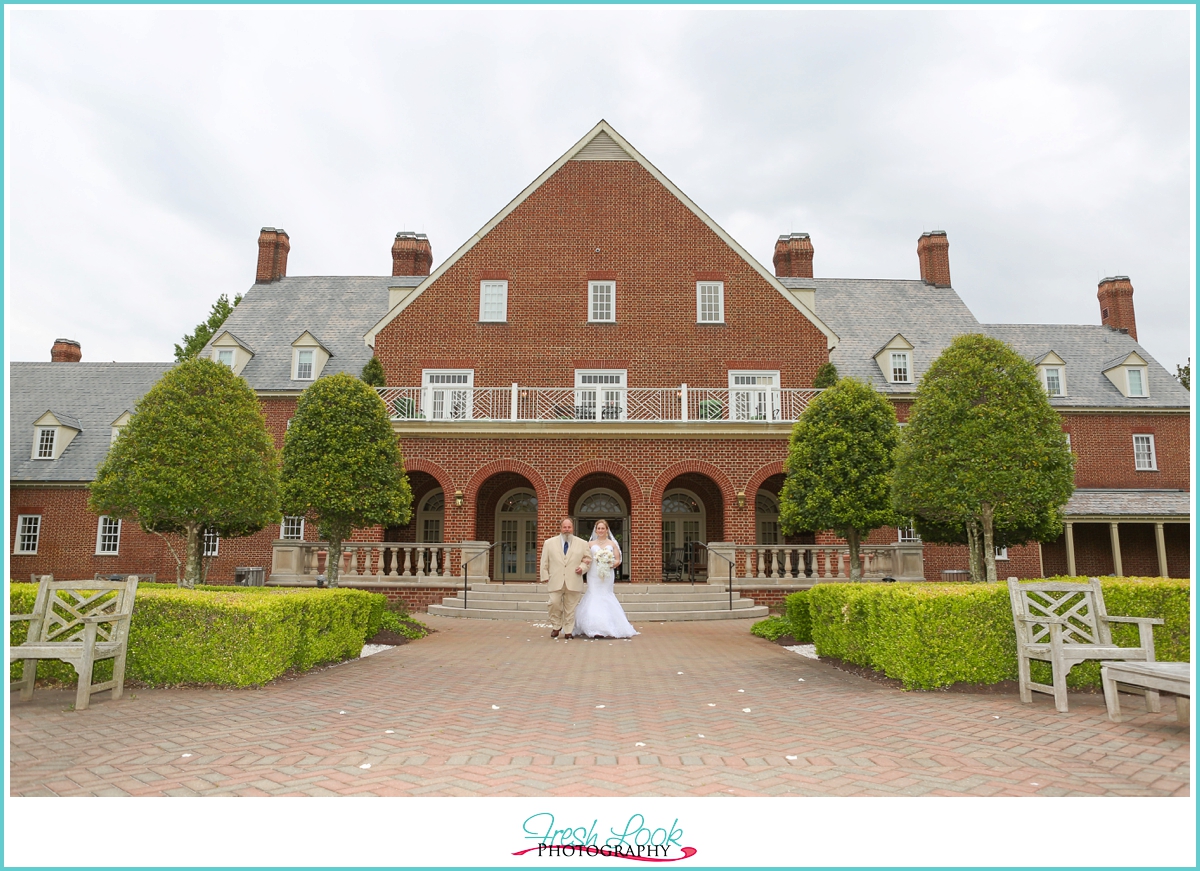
[8,615,1190,796]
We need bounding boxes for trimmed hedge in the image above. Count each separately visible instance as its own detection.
[806,577,1190,690]
[783,591,813,643]
[750,616,794,641]
[10,584,388,688]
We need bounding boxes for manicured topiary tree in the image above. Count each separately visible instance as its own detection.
[812,362,839,389]
[893,334,1075,582]
[360,355,386,387]
[281,372,412,586]
[779,377,900,581]
[89,358,280,587]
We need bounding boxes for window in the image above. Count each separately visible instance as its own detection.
[890,352,910,384]
[14,515,41,554]
[480,280,508,322]
[203,528,220,557]
[897,522,921,544]
[217,349,234,367]
[1133,434,1157,471]
[697,281,724,323]
[1043,367,1063,396]
[574,370,626,420]
[729,371,781,421]
[589,281,615,322]
[295,349,315,381]
[422,370,473,420]
[281,516,305,540]
[1064,432,1072,451]
[36,428,56,459]
[96,516,122,555]
[1127,368,1147,397]
[995,547,1009,561]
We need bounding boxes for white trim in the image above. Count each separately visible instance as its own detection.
[995,547,1009,561]
[588,281,616,322]
[1041,365,1066,397]
[696,281,725,324]
[95,516,122,555]
[294,348,316,381]
[480,280,508,322]
[281,516,305,540]
[203,528,220,557]
[1133,433,1158,471]
[890,351,911,384]
[14,514,41,555]
[364,120,839,349]
[34,427,56,460]
[1127,367,1147,397]
[418,488,446,543]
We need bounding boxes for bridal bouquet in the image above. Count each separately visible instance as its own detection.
[594,548,616,582]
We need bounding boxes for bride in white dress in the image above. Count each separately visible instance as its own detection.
[573,519,639,639]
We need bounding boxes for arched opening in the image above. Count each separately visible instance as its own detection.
[757,472,816,577]
[659,472,725,581]
[475,471,538,580]
[417,490,445,543]
[385,471,442,543]
[570,473,633,581]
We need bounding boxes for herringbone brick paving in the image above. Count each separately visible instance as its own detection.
[8,615,1190,796]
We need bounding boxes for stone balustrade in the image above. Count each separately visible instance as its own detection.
[269,540,493,586]
[704,542,925,584]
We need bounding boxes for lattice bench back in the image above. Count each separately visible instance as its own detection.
[1007,578,1113,648]
[27,576,139,646]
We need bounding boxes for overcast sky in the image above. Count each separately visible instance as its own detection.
[5,6,1194,375]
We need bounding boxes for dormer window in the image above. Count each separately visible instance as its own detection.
[210,330,254,376]
[111,411,133,445]
[1102,351,1151,398]
[36,428,56,459]
[875,334,915,386]
[891,352,910,383]
[1127,368,1147,397]
[217,349,234,367]
[290,331,331,382]
[296,349,314,380]
[1044,367,1063,396]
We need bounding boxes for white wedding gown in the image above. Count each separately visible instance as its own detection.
[573,543,639,639]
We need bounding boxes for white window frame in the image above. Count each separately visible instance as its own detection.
[1127,367,1147,397]
[696,281,724,324]
[35,427,56,460]
[897,522,921,544]
[728,370,781,421]
[995,547,1009,561]
[1064,432,1072,451]
[281,516,305,540]
[421,369,474,420]
[95,516,122,555]
[1042,366,1064,397]
[217,349,235,368]
[1133,434,1157,471]
[294,348,315,381]
[479,280,508,322]
[890,352,911,384]
[588,281,615,323]
[574,370,627,421]
[14,515,41,555]
[203,528,220,557]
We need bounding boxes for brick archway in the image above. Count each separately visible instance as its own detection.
[556,460,644,512]
[649,460,738,509]
[745,460,786,501]
[465,460,551,520]
[404,458,453,495]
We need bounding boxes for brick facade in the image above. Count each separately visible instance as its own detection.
[1061,411,1189,489]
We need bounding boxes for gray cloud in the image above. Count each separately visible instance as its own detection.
[7,6,1192,373]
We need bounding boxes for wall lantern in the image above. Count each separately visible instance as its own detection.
[736,490,746,509]
[454,489,465,508]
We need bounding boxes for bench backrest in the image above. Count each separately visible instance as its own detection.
[27,575,139,645]
[1007,577,1112,647]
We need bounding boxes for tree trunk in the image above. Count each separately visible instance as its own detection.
[982,502,997,583]
[182,522,202,589]
[327,534,342,588]
[845,527,863,582]
[966,519,985,584]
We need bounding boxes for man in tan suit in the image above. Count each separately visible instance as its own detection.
[540,517,592,639]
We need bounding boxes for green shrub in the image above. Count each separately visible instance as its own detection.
[751,616,794,641]
[806,577,1190,690]
[783,590,813,643]
[10,583,382,687]
[379,610,430,640]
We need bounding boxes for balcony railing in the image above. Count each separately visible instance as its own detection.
[378,385,821,423]
[704,543,926,583]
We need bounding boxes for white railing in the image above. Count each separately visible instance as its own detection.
[269,540,488,583]
[705,543,925,583]
[379,385,821,423]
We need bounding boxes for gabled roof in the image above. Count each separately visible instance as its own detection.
[212,329,255,354]
[202,277,412,392]
[35,410,82,431]
[1102,350,1148,371]
[10,363,174,483]
[365,120,839,350]
[291,330,333,355]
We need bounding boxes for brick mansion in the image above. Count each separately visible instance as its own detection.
[10,121,1191,608]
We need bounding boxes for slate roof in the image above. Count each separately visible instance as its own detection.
[202,276,422,392]
[982,324,1188,409]
[1065,489,1191,518]
[791,278,982,394]
[10,362,174,483]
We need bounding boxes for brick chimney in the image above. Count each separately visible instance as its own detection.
[51,338,81,362]
[256,227,290,283]
[773,233,814,278]
[1098,276,1137,341]
[392,232,432,277]
[917,231,951,287]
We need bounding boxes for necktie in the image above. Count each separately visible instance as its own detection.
[563,539,569,555]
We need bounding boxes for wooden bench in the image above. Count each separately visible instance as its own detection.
[1007,577,1162,713]
[1101,661,1191,724]
[9,575,139,711]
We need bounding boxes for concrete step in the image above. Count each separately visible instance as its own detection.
[466,582,727,594]
[449,589,749,604]
[437,595,760,613]
[426,604,769,622]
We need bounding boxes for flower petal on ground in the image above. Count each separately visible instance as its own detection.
[635,742,646,747]
[492,705,500,709]
[743,708,752,713]
[360,763,371,769]
[786,755,798,760]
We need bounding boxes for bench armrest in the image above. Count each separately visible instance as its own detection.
[9,613,35,623]
[1016,615,1068,625]
[80,614,122,624]
[1104,616,1164,626]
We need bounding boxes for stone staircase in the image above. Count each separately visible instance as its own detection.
[427,582,768,622]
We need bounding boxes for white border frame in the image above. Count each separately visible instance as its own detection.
[479,279,508,322]
[696,280,724,324]
[13,514,41,555]
[588,280,616,323]
[95,515,122,556]
[1132,433,1158,471]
